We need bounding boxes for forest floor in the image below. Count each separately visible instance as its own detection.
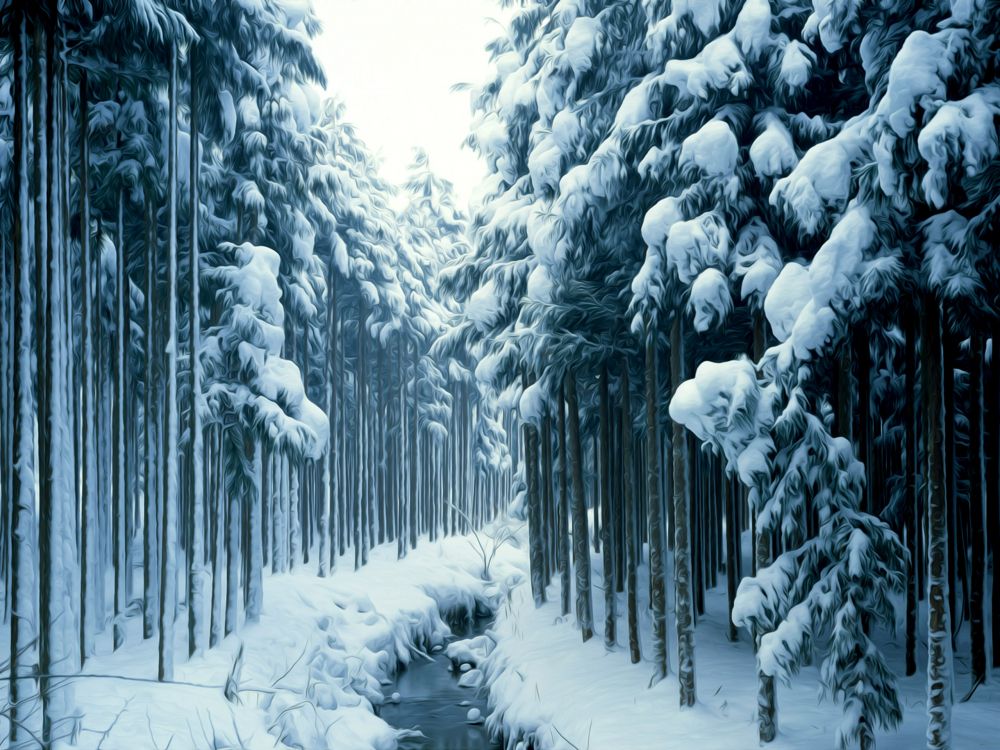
[9,519,999,750]
[24,529,524,750]
[481,529,1000,750]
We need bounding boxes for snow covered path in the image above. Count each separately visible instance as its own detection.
[65,530,525,750]
[482,545,1000,750]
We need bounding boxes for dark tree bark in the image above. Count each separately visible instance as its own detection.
[968,330,987,686]
[904,301,918,676]
[622,368,640,663]
[670,316,696,707]
[599,364,615,645]
[565,371,593,641]
[646,329,668,678]
[990,326,1000,669]
[523,371,545,606]
[923,292,952,748]
[558,389,572,617]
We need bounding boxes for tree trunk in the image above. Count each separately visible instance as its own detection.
[557,385,572,617]
[79,60,98,665]
[143,196,159,641]
[114,189,128,652]
[409,342,419,551]
[565,371,593,641]
[670,316,697,707]
[523,371,546,606]
[922,292,952,749]
[210,426,225,648]
[290,460,301,568]
[989,326,1000,669]
[10,12,40,742]
[247,439,263,623]
[904,301,918,676]
[186,43,206,659]
[646,328,668,678]
[622,370,640,663]
[599,364,615,644]
[159,42,180,683]
[725,471,739,642]
[225,426,242,637]
[541,414,554,583]
[942,315,961,646]
[968,330,987,686]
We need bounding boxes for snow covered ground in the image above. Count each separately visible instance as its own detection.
[24,528,524,750]
[18,519,997,750]
[480,537,1000,750]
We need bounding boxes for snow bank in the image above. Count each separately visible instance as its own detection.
[56,528,525,750]
[479,524,1000,750]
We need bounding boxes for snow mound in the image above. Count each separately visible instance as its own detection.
[446,634,497,668]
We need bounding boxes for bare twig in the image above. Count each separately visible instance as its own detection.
[95,698,133,750]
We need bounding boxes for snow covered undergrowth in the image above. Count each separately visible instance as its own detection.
[480,539,1000,750]
[52,528,525,750]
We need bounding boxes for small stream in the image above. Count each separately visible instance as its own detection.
[380,614,500,750]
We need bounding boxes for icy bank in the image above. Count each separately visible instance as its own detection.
[60,527,524,750]
[479,544,1000,750]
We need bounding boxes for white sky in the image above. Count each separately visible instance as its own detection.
[311,0,505,207]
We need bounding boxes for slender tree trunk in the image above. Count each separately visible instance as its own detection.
[923,292,952,749]
[143,198,158,640]
[210,426,225,648]
[79,61,98,665]
[187,43,206,659]
[905,301,918,676]
[523,372,545,606]
[968,330,987,687]
[541,414,554,583]
[622,371,640,663]
[989,327,1000,669]
[37,20,70,740]
[225,426,242,637]
[159,42,180,682]
[670,316,697,707]
[599,365,615,644]
[646,328,668,678]
[725,471,739,642]
[747,311,775,737]
[114,189,128,652]
[247,439,263,623]
[409,344,419,552]
[290,460,301,568]
[942,315,960,646]
[557,387,572,617]
[565,371,593,641]
[320,279,335,577]
[10,14,40,743]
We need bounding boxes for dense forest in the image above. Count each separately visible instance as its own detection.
[448,1,999,749]
[0,1,512,746]
[0,1,998,749]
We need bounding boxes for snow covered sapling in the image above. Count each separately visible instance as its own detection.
[672,361,905,749]
[450,502,521,582]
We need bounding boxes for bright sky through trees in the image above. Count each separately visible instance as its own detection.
[313,0,504,205]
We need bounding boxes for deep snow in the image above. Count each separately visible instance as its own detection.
[15,519,998,750]
[13,529,524,750]
[479,531,1000,750]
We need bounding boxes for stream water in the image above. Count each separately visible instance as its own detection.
[380,615,501,750]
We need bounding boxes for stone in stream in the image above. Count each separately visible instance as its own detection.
[458,668,483,688]
[460,662,473,672]
[467,707,483,723]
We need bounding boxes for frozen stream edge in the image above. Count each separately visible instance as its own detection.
[67,526,527,750]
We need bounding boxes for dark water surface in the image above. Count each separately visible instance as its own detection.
[380,618,500,750]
